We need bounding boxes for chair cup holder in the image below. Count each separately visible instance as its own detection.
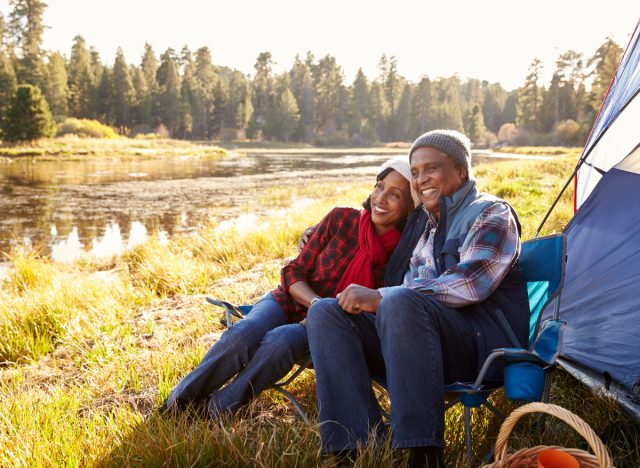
[504,362,545,402]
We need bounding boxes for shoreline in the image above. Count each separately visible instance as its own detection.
[1,137,580,162]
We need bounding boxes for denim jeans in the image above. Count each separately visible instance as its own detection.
[306,288,478,453]
[164,292,309,416]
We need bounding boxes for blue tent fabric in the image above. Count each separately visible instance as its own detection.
[583,20,640,159]
[543,167,640,399]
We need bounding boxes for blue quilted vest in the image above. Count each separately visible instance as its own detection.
[385,180,529,381]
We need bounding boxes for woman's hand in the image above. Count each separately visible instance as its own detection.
[337,284,382,314]
[297,225,317,252]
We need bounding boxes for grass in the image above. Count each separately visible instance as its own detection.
[214,140,411,152]
[493,146,583,156]
[0,147,638,467]
[0,136,228,161]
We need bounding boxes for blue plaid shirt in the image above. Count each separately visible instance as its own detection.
[380,202,520,308]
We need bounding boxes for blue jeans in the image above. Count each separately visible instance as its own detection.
[165,292,309,416]
[306,288,478,453]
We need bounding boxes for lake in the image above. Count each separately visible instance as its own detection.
[0,149,545,267]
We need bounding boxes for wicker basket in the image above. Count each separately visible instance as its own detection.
[483,402,613,468]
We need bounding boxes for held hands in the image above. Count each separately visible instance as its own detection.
[337,284,382,314]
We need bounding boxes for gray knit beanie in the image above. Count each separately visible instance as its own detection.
[409,129,471,174]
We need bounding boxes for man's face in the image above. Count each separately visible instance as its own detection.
[410,147,467,218]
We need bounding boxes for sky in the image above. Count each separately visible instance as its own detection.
[1,0,639,90]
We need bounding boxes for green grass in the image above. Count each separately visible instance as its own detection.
[494,146,582,156]
[0,147,638,467]
[0,137,228,161]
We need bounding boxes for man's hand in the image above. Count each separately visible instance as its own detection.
[337,284,382,314]
[297,225,317,252]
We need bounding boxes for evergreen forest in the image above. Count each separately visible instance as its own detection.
[0,0,624,145]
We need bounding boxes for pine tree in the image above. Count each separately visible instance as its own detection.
[139,43,158,127]
[368,81,388,142]
[289,55,314,142]
[540,72,561,133]
[8,0,47,88]
[224,69,252,135]
[383,56,406,140]
[466,104,486,142]
[409,77,432,137]
[67,35,95,117]
[0,17,18,118]
[460,78,484,134]
[43,51,68,120]
[130,66,148,127]
[382,56,401,118]
[156,48,181,135]
[265,74,299,142]
[178,46,195,138]
[431,76,464,131]
[393,84,412,141]
[192,47,217,139]
[540,50,583,133]
[0,55,17,119]
[481,82,507,133]
[1,83,55,141]
[349,68,369,138]
[588,38,623,116]
[94,65,112,122]
[212,71,229,136]
[314,54,345,138]
[0,13,5,51]
[111,47,135,130]
[252,51,273,138]
[518,58,543,131]
[500,92,518,127]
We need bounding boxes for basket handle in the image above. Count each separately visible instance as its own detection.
[493,402,613,468]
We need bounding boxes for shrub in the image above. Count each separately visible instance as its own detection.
[56,118,118,139]
[1,84,56,142]
[497,123,520,144]
[553,119,583,146]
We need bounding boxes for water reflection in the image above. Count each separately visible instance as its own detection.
[1,149,536,264]
[48,221,156,263]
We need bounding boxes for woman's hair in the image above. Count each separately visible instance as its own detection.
[362,167,412,230]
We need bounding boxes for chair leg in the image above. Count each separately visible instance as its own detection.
[270,356,313,422]
[464,406,473,464]
[537,369,554,430]
[270,386,309,423]
[483,399,506,421]
[372,380,390,422]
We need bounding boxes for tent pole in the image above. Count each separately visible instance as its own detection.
[534,159,585,238]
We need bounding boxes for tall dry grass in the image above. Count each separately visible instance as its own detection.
[1,149,638,467]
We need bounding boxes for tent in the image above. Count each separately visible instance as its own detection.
[540,18,640,420]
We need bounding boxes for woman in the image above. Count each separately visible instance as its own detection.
[163,157,414,418]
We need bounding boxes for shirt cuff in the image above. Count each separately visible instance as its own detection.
[378,285,406,297]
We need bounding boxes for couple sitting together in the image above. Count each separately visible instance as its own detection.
[163,130,530,467]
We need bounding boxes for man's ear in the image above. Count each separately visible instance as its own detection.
[457,164,469,182]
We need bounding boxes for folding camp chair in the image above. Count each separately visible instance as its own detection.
[206,233,567,459]
[205,297,314,422]
[443,232,568,464]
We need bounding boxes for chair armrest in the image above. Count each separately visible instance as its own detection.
[206,297,246,319]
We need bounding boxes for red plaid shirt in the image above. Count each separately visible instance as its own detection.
[272,207,387,323]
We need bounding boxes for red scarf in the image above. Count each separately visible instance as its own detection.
[335,210,401,295]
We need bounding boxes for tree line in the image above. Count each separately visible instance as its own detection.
[0,0,624,145]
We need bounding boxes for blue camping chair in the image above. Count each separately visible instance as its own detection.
[206,233,568,460]
[443,232,567,463]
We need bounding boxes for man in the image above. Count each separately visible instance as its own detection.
[305,130,529,467]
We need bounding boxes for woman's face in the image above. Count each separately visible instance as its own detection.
[370,169,413,235]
